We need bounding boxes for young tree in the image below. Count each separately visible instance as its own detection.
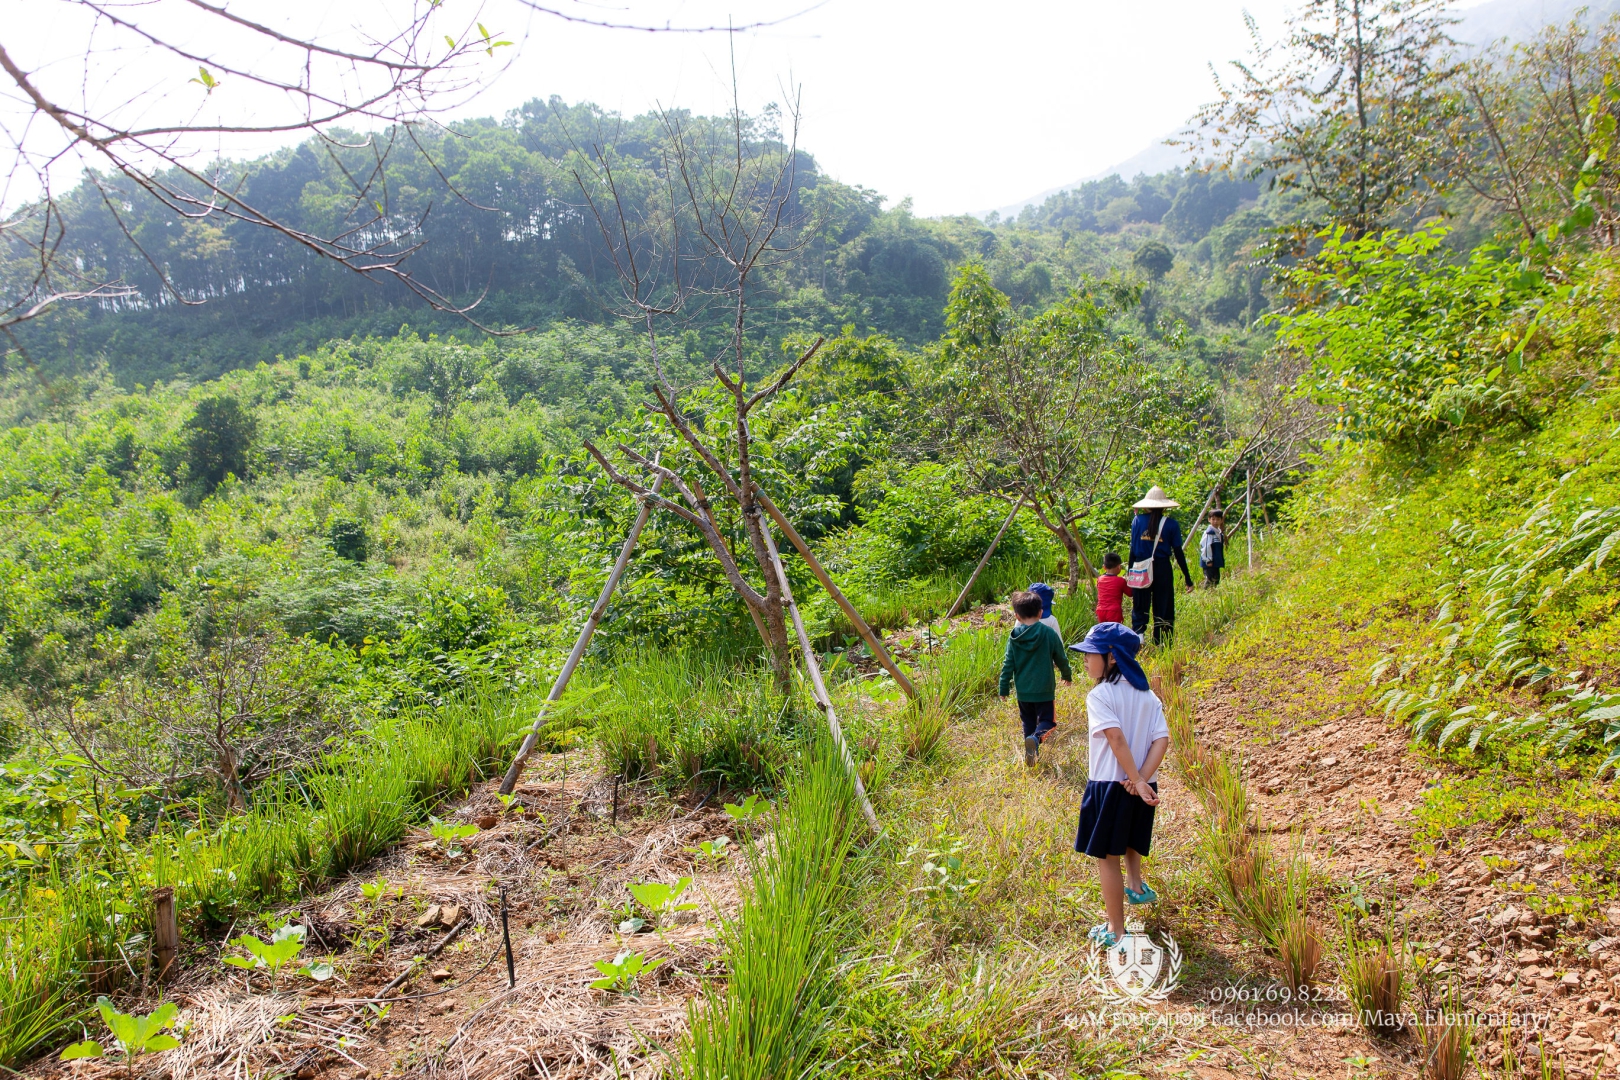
[1187,0,1459,237]
[1444,16,1620,245]
[572,93,822,690]
[933,265,1159,596]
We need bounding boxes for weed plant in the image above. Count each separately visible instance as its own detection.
[1419,982,1474,1080]
[1341,913,1407,1036]
[899,630,1003,763]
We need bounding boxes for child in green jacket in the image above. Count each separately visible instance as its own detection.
[999,590,1074,767]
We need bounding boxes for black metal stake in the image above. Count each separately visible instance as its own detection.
[500,886,515,989]
[612,775,620,826]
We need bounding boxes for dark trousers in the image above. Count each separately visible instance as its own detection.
[1018,699,1057,741]
[1131,562,1176,644]
[1203,562,1221,587]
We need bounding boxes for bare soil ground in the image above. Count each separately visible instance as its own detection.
[1146,639,1620,1079]
[39,753,744,1080]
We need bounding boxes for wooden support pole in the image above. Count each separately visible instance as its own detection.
[947,490,1026,619]
[754,490,917,701]
[756,505,881,834]
[1246,471,1254,570]
[152,886,178,982]
[499,467,665,795]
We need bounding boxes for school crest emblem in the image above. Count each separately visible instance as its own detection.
[1087,919,1182,1004]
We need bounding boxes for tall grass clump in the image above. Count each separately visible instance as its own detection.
[1159,649,1323,986]
[680,744,862,1078]
[1341,914,1407,1036]
[0,683,531,1068]
[1420,983,1474,1080]
[584,651,791,791]
[900,630,1003,761]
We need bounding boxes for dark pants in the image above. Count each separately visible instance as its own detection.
[1131,561,1176,644]
[1018,700,1057,742]
[1203,562,1221,587]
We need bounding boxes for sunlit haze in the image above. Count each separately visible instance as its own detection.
[0,0,1536,217]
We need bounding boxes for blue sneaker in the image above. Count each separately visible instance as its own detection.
[1125,883,1158,905]
[1088,923,1119,948]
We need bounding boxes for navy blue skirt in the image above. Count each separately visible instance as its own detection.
[1075,779,1157,859]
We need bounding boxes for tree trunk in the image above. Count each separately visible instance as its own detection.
[218,745,246,813]
[755,591,796,694]
[1063,539,1082,596]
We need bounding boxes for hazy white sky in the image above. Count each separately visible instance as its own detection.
[2,0,1505,217]
[447,0,1302,215]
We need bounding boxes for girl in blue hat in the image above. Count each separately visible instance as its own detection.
[1070,621,1169,948]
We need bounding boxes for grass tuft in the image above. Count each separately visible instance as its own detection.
[679,743,861,1079]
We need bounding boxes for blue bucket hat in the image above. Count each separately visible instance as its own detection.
[1070,621,1150,692]
[1028,582,1055,619]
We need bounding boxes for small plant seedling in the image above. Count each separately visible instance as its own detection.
[688,836,731,866]
[61,997,181,1074]
[359,877,399,902]
[223,923,328,987]
[627,877,698,923]
[429,817,479,856]
[590,949,663,994]
[722,793,768,825]
[496,793,524,813]
[900,826,979,904]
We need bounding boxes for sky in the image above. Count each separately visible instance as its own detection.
[2,0,1518,218]
[436,0,1301,216]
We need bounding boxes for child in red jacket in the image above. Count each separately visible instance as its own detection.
[1095,552,1130,624]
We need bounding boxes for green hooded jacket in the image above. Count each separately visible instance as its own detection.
[998,621,1072,702]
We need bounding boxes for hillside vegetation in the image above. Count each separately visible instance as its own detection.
[4,3,1620,1079]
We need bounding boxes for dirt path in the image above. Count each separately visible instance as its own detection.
[1169,640,1620,1079]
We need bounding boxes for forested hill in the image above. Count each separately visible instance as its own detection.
[9,97,1275,385]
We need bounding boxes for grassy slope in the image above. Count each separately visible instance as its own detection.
[1142,384,1620,1075]
[1203,383,1620,917]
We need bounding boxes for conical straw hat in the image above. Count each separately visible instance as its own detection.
[1132,485,1179,510]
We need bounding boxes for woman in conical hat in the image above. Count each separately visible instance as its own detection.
[1126,486,1194,644]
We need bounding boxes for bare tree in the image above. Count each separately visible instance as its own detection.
[44,615,340,810]
[0,1,810,338]
[568,88,823,690]
[1188,351,1330,537]
[1444,15,1620,245]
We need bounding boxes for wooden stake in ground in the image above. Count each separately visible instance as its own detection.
[947,490,1027,619]
[754,489,917,700]
[152,886,178,982]
[755,499,881,833]
[1246,471,1254,570]
[499,469,665,795]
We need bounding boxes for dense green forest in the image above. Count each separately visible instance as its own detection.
[4,1,1620,1076]
[8,99,1283,384]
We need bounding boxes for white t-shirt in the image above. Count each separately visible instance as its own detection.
[1087,678,1170,782]
[1040,614,1062,642]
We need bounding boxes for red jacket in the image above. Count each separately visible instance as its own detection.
[1095,573,1130,623]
